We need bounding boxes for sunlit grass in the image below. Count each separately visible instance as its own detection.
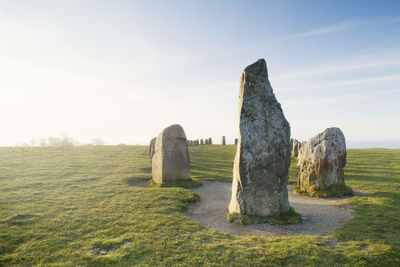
[0,146,399,265]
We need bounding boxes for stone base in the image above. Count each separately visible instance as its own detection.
[227,207,302,225]
[294,184,353,198]
[150,178,202,189]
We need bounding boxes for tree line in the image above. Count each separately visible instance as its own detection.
[18,135,105,146]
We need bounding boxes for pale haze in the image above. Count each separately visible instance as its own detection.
[1,0,399,147]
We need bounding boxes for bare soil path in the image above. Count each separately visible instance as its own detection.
[185,180,355,237]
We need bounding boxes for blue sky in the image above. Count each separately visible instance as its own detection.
[0,0,399,146]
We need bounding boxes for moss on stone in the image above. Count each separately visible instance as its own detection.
[294,183,353,198]
[227,207,302,225]
[150,178,202,189]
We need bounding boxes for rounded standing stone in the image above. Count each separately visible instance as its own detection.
[152,124,191,184]
[291,139,300,157]
[149,137,156,157]
[297,127,347,193]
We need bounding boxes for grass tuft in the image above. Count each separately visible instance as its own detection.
[149,178,202,189]
[227,207,302,225]
[294,183,353,198]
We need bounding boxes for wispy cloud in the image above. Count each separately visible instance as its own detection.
[283,87,399,107]
[282,17,400,40]
[380,17,400,25]
[280,74,400,92]
[291,21,363,38]
[274,58,400,81]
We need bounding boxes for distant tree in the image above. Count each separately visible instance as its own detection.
[48,137,61,146]
[60,134,79,146]
[46,135,79,146]
[40,137,47,146]
[28,138,36,146]
[91,138,105,146]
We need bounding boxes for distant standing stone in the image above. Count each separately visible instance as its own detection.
[229,58,291,217]
[209,138,213,145]
[234,138,238,145]
[205,139,209,145]
[152,124,191,183]
[149,137,156,157]
[297,127,347,193]
[200,139,204,145]
[222,136,226,145]
[292,139,300,157]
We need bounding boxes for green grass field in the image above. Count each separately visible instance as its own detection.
[1,146,399,266]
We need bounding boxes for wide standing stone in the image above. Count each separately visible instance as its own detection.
[149,137,156,157]
[297,127,347,193]
[152,124,191,183]
[229,58,291,217]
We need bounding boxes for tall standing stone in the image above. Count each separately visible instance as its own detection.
[229,59,291,217]
[297,127,347,194]
[149,137,156,157]
[222,136,226,145]
[152,124,191,184]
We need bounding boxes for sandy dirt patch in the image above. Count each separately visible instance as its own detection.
[185,180,355,237]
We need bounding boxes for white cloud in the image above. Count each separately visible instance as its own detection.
[279,74,400,92]
[291,21,363,38]
[274,59,400,81]
[293,17,400,38]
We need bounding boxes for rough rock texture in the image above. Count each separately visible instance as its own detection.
[229,58,291,217]
[292,139,300,157]
[149,137,156,157]
[234,138,238,145]
[297,127,347,193]
[222,136,226,145]
[152,124,191,183]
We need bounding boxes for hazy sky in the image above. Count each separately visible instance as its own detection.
[1,0,399,146]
